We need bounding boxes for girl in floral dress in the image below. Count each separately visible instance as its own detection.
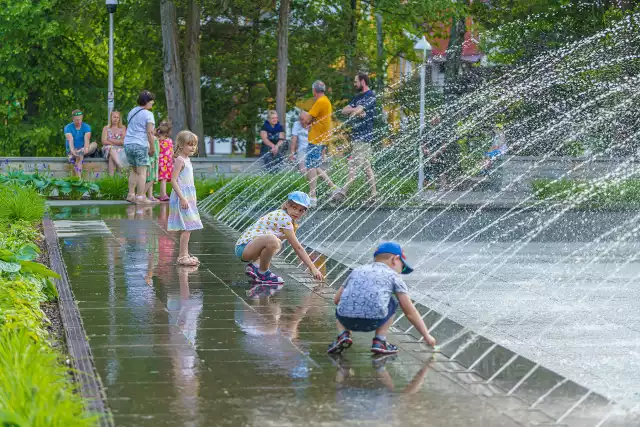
[157,121,174,202]
[168,130,203,266]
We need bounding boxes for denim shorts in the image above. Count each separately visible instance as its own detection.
[124,144,150,167]
[235,243,248,261]
[305,144,324,170]
[336,298,398,332]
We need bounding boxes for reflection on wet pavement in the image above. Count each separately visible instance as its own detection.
[51,205,637,426]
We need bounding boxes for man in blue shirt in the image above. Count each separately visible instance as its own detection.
[332,73,377,202]
[64,109,97,176]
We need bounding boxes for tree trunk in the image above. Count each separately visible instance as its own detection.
[444,16,466,98]
[275,0,290,132]
[184,0,205,156]
[160,0,187,140]
[344,0,358,93]
[375,11,384,92]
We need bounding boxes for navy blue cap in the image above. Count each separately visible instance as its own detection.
[374,241,413,274]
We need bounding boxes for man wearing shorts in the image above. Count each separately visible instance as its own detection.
[64,110,98,177]
[333,72,377,202]
[300,80,338,207]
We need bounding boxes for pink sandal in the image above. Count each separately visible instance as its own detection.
[158,195,170,202]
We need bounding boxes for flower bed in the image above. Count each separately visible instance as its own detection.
[0,185,97,426]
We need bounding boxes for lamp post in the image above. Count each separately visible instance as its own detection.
[414,36,432,192]
[106,0,118,117]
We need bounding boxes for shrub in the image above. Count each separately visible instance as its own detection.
[0,185,45,222]
[532,178,640,208]
[95,173,129,200]
[0,329,98,427]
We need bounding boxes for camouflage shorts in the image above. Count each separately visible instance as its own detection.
[124,144,149,167]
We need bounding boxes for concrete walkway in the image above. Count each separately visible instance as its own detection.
[50,204,631,426]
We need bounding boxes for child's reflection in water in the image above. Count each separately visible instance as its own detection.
[166,265,204,425]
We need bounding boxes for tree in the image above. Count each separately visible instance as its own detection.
[160,0,187,139]
[276,0,291,130]
[184,0,206,156]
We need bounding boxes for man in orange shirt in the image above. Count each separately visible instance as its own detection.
[300,80,338,207]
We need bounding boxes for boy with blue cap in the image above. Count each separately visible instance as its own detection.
[236,191,323,284]
[328,242,436,355]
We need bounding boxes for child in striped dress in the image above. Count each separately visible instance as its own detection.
[168,130,203,266]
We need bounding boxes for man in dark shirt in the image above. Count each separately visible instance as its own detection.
[333,72,377,202]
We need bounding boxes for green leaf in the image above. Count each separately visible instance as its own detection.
[0,260,21,273]
[18,261,60,279]
[15,243,40,261]
[43,277,59,300]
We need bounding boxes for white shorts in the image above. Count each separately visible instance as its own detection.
[297,144,308,165]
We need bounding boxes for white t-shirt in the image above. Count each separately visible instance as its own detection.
[124,107,155,147]
[236,209,295,245]
[291,121,309,152]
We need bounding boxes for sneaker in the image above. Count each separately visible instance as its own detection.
[245,263,259,279]
[327,331,353,354]
[255,269,284,284]
[371,338,399,355]
[330,188,346,202]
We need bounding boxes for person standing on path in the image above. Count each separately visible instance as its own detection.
[64,109,97,177]
[289,115,310,174]
[168,131,203,266]
[101,110,127,176]
[333,72,377,202]
[124,90,156,205]
[300,80,339,207]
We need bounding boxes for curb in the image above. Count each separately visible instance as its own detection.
[43,214,114,427]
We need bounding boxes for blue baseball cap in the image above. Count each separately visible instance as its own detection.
[374,241,413,274]
[287,191,311,208]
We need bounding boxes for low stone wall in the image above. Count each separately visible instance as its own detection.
[497,155,637,193]
[2,155,634,188]
[1,156,261,178]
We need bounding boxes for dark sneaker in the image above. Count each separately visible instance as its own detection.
[255,270,284,284]
[371,338,399,355]
[245,263,259,279]
[327,331,353,354]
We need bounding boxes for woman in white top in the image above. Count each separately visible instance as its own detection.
[124,90,156,204]
[289,117,310,174]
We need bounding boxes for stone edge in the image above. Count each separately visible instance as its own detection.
[43,214,114,427]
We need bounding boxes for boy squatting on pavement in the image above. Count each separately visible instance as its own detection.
[328,242,437,355]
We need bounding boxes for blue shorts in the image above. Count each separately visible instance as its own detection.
[306,144,324,170]
[235,243,248,261]
[486,149,503,160]
[336,298,398,332]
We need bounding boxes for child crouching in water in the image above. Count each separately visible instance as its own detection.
[235,191,324,284]
[328,242,436,355]
[168,130,203,266]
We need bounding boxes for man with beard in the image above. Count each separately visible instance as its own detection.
[332,72,377,203]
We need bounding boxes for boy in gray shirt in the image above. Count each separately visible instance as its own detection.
[328,242,437,355]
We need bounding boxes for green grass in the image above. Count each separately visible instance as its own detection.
[0,329,98,427]
[532,178,640,208]
[0,185,46,222]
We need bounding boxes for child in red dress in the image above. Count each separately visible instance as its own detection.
[157,121,174,202]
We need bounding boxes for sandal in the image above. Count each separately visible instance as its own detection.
[177,256,199,266]
[126,194,136,203]
[158,195,170,202]
[189,254,200,264]
[135,196,153,205]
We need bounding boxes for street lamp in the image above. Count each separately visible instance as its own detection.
[414,36,432,192]
[106,0,118,117]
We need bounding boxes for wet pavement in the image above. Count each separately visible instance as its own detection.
[51,205,637,426]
